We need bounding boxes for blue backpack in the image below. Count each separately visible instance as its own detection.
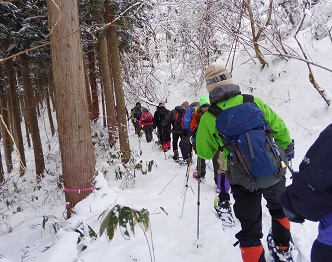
[208,94,287,190]
[134,107,142,120]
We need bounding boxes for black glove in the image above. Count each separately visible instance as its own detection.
[283,207,304,224]
[285,139,295,161]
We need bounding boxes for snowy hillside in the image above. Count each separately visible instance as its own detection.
[0,26,332,262]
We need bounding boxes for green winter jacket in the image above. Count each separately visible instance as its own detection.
[196,94,292,162]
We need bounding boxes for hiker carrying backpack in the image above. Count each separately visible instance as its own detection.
[139,108,154,143]
[162,101,189,162]
[154,100,171,151]
[196,64,295,262]
[131,102,143,136]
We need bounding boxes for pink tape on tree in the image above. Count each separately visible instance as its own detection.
[64,186,96,193]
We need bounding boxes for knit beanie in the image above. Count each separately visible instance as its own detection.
[159,98,166,107]
[199,95,210,106]
[204,64,233,93]
[182,101,189,109]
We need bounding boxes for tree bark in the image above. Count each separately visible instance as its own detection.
[4,40,26,175]
[97,30,117,147]
[20,55,45,178]
[105,0,131,164]
[87,33,99,122]
[46,0,96,218]
[45,78,55,137]
[0,67,13,173]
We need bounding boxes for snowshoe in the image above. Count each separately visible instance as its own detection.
[179,159,189,166]
[214,197,235,227]
[267,228,297,262]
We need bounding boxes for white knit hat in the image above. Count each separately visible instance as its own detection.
[204,64,233,93]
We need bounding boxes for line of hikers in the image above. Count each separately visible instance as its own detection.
[129,64,331,262]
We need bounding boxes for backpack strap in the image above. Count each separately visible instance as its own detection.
[208,104,223,118]
[243,94,254,103]
[208,94,254,118]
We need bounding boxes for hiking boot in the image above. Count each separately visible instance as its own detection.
[214,197,235,227]
[267,229,295,262]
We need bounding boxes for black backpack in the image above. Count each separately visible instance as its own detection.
[158,108,170,123]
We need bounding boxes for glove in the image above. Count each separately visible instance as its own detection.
[283,207,305,224]
[285,139,295,161]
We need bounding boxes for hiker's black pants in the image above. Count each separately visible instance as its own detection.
[232,178,290,247]
[143,125,153,143]
[172,133,181,151]
[158,125,171,145]
[132,119,141,137]
[179,132,192,160]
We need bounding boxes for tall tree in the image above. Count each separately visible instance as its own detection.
[5,46,26,176]
[0,66,13,173]
[105,0,130,164]
[46,0,96,218]
[97,29,117,147]
[86,33,99,121]
[19,54,45,178]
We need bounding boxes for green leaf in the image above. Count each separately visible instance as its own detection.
[99,209,113,237]
[139,209,150,231]
[118,206,134,239]
[88,225,97,239]
[106,205,120,241]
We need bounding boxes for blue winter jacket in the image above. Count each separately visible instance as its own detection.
[281,123,332,245]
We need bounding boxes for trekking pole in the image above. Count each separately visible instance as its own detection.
[180,146,193,218]
[195,156,202,248]
[286,160,295,178]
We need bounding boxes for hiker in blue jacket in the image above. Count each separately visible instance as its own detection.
[281,123,332,262]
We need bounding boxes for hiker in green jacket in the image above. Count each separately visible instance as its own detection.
[196,64,295,262]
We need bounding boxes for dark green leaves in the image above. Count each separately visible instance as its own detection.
[99,204,150,241]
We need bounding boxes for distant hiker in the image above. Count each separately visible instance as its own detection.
[162,101,189,164]
[281,123,332,262]
[153,99,171,151]
[139,108,154,143]
[196,64,295,262]
[131,102,143,136]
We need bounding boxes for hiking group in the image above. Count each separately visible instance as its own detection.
[130,64,330,262]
